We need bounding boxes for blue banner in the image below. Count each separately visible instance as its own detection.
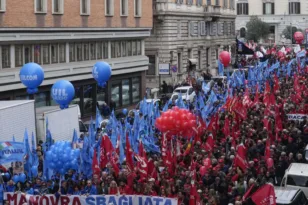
[0,141,25,164]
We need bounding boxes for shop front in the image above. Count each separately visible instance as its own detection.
[0,71,145,118]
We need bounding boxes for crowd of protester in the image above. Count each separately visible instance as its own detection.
[1,50,308,205]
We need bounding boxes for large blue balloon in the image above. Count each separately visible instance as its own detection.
[19,63,44,94]
[92,62,111,87]
[51,80,75,109]
[12,175,20,183]
[19,173,26,183]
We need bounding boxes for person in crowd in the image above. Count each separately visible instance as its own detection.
[101,102,111,118]
[161,81,168,94]
[82,180,97,195]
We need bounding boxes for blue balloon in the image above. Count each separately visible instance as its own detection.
[51,80,75,109]
[4,172,10,179]
[12,175,20,183]
[122,108,128,115]
[92,62,112,87]
[19,173,26,183]
[19,63,44,94]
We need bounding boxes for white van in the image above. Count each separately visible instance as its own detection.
[281,163,308,198]
[275,187,308,205]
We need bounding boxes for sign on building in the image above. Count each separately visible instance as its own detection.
[158,64,170,75]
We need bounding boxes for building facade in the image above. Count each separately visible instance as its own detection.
[145,0,236,89]
[235,0,308,44]
[0,0,152,117]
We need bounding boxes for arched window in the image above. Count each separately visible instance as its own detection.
[240,27,246,38]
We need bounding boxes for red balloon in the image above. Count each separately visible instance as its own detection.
[294,31,304,44]
[266,158,274,168]
[219,51,231,67]
[285,47,292,53]
[172,106,179,111]
[199,166,207,176]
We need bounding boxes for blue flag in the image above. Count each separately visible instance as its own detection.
[95,106,103,130]
[218,60,224,76]
[0,141,25,164]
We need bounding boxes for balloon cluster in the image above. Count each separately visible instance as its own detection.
[45,141,80,175]
[12,173,26,183]
[155,107,197,137]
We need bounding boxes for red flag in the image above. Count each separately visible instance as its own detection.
[138,141,146,158]
[110,156,120,176]
[189,181,200,205]
[275,106,283,133]
[252,85,260,106]
[273,74,280,93]
[234,144,248,171]
[264,138,271,161]
[205,134,214,153]
[125,134,134,173]
[135,155,148,179]
[223,117,230,137]
[234,100,247,119]
[251,184,276,205]
[243,184,255,201]
[243,88,253,108]
[92,150,100,176]
[99,136,108,168]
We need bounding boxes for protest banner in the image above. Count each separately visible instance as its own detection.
[287,114,308,121]
[0,142,25,164]
[4,193,178,205]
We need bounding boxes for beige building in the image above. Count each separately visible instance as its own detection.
[236,0,308,44]
[0,0,152,117]
[145,0,236,89]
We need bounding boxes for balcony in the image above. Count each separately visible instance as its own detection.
[205,5,221,17]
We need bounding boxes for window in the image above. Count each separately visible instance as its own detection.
[111,42,116,58]
[35,0,47,13]
[115,42,121,58]
[111,84,121,107]
[97,42,102,59]
[24,45,33,64]
[42,44,50,64]
[187,0,193,5]
[122,79,130,106]
[132,77,140,103]
[289,2,300,14]
[69,43,76,62]
[59,44,66,63]
[51,44,58,63]
[215,0,219,6]
[1,45,10,68]
[207,0,211,5]
[197,0,203,7]
[97,86,106,106]
[177,52,182,73]
[127,41,132,56]
[52,0,63,14]
[121,0,128,16]
[34,45,41,64]
[0,0,6,11]
[134,0,141,17]
[240,27,246,38]
[90,42,96,60]
[80,0,90,15]
[137,41,141,55]
[121,41,127,57]
[229,0,234,9]
[287,175,308,187]
[83,43,89,61]
[83,85,95,115]
[147,55,156,75]
[76,43,82,61]
[103,42,108,59]
[105,0,114,16]
[176,0,183,4]
[15,45,23,67]
[263,3,274,15]
[237,3,248,15]
[223,0,227,8]
[198,50,201,70]
[132,41,137,56]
